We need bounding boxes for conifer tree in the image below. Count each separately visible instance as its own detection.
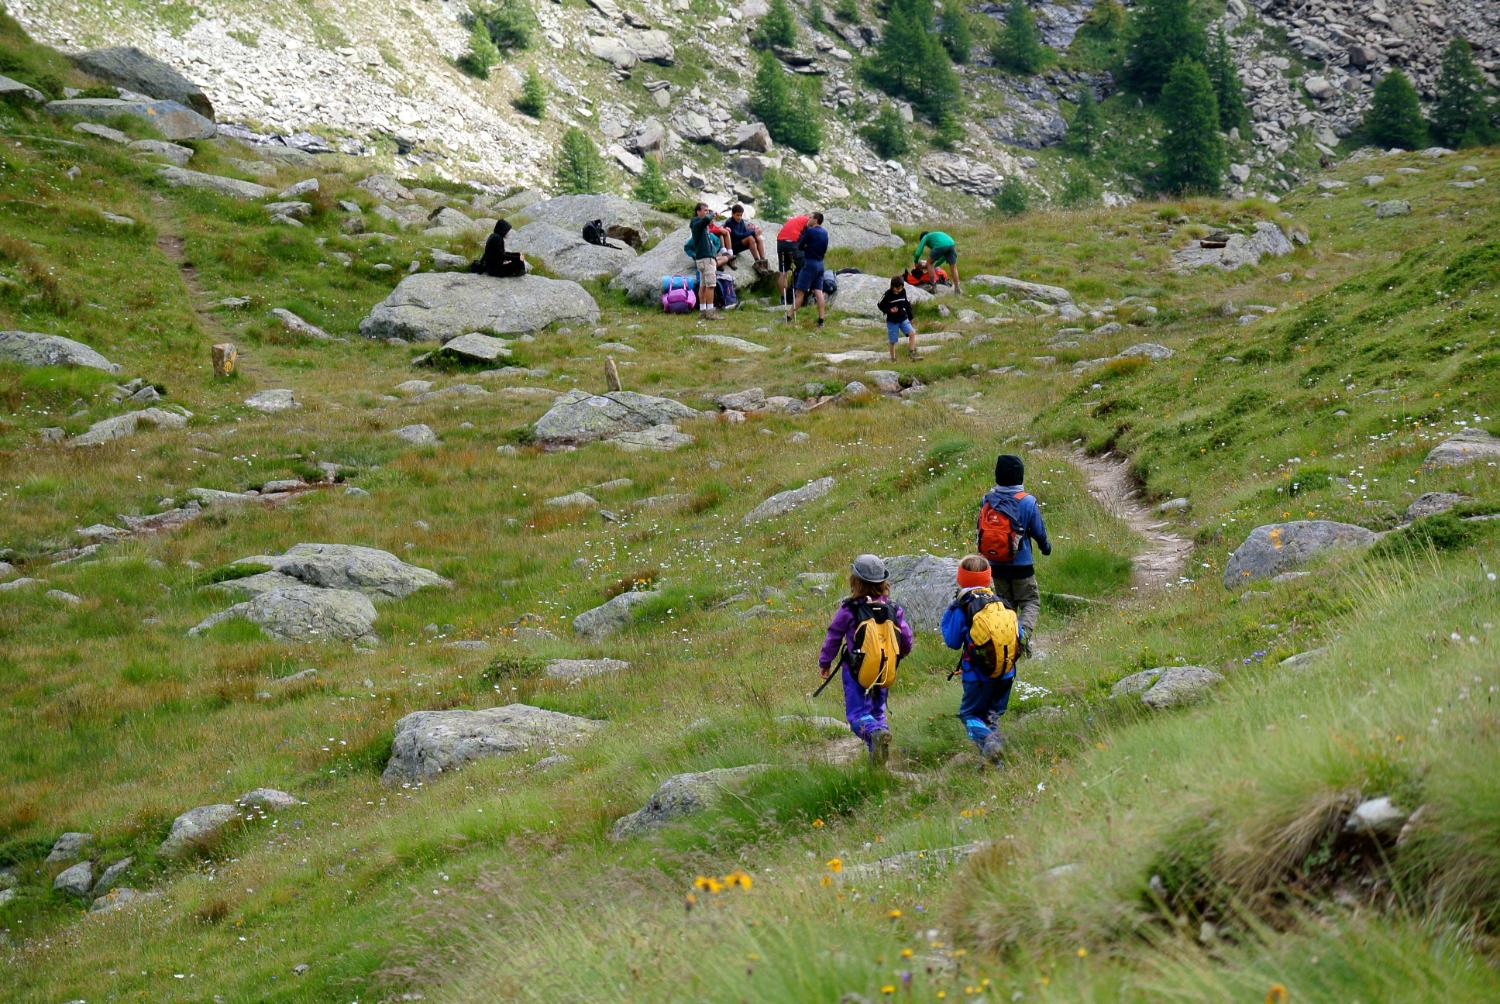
[513,67,546,117]
[749,49,791,136]
[1067,88,1101,154]
[555,127,608,194]
[1123,0,1204,99]
[863,104,909,158]
[1430,37,1491,148]
[1364,69,1426,150]
[993,0,1048,75]
[632,154,671,206]
[754,0,797,49]
[940,0,973,65]
[481,0,538,52]
[993,176,1029,216]
[458,16,500,79]
[760,169,795,218]
[1205,25,1248,133]
[1155,57,1225,194]
[783,78,825,154]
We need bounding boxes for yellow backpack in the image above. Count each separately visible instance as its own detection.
[961,589,1021,679]
[850,600,902,692]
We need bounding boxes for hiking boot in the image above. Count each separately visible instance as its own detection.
[980,731,1004,766]
[870,729,892,768]
[815,317,825,328]
[700,310,722,322]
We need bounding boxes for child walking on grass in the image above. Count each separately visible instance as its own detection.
[877,275,917,361]
[942,555,1024,765]
[817,554,914,767]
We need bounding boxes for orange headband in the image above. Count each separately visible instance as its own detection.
[956,565,992,589]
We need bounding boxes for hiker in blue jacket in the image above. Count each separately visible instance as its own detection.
[785,211,830,328]
[976,454,1051,636]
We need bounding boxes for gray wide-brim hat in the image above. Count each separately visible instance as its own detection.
[852,554,889,583]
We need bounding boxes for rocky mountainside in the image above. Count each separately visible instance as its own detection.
[7,0,1499,212]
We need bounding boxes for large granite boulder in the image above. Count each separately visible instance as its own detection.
[508,222,636,281]
[223,543,452,599]
[611,226,694,302]
[885,553,959,633]
[1223,521,1377,588]
[1422,429,1500,469]
[744,477,836,524]
[157,166,271,200]
[0,330,120,373]
[822,209,903,250]
[1172,222,1295,271]
[517,194,659,234]
[610,765,769,839]
[358,273,599,342]
[968,274,1074,304]
[383,704,603,783]
[72,46,214,118]
[533,390,701,448]
[45,98,215,140]
[573,589,661,639]
[188,581,379,645]
[832,273,933,317]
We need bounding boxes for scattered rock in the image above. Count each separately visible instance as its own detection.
[393,423,439,446]
[508,222,636,282]
[1345,796,1408,839]
[832,273,933,317]
[0,576,45,592]
[885,553,960,632]
[821,209,903,250]
[1375,200,1411,218]
[435,332,511,365]
[53,861,95,897]
[46,832,94,864]
[532,390,700,449]
[1422,429,1500,469]
[46,589,82,605]
[967,274,1074,304]
[89,887,156,914]
[359,273,599,342]
[573,589,661,639]
[220,543,451,599]
[1406,492,1467,520]
[158,803,239,855]
[1279,648,1327,671]
[155,165,271,199]
[1172,222,1295,271]
[270,307,331,341]
[129,138,193,165]
[0,330,121,373]
[610,765,769,839]
[544,491,599,509]
[244,388,298,413]
[694,334,770,353]
[189,581,378,645]
[72,46,214,117]
[744,477,835,524]
[382,704,603,783]
[1137,666,1224,710]
[1224,521,1377,588]
[90,857,133,897]
[70,407,190,446]
[237,788,300,812]
[0,73,45,104]
[544,658,630,681]
[46,97,215,141]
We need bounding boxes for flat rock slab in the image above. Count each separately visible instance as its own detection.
[1141,666,1223,709]
[744,477,835,523]
[694,334,769,353]
[610,764,770,839]
[821,350,892,365]
[70,407,190,446]
[244,388,298,413]
[72,46,214,117]
[157,166,271,200]
[508,221,636,282]
[831,273,933,317]
[573,589,660,639]
[1224,520,1377,588]
[90,887,158,914]
[1422,429,1500,469]
[1172,222,1294,271]
[159,803,238,855]
[1406,492,1467,520]
[611,225,694,302]
[544,658,630,681]
[225,543,450,599]
[189,581,378,644]
[612,424,694,451]
[130,139,193,165]
[436,331,512,364]
[0,330,120,373]
[358,273,600,342]
[884,553,959,632]
[822,209,903,250]
[46,97,215,140]
[0,73,46,104]
[238,788,300,811]
[383,704,603,783]
[968,275,1073,304]
[533,390,701,448]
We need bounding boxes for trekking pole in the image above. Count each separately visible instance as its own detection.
[809,645,845,698]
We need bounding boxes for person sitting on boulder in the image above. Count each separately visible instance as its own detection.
[725,204,771,273]
[912,230,960,293]
[470,219,526,278]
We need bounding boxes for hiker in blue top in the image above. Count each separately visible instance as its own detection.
[976,453,1050,637]
[785,211,830,328]
[942,555,1025,764]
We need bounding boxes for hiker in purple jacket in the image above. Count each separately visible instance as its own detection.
[817,554,914,767]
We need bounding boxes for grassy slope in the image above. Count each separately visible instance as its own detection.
[2,19,1499,1003]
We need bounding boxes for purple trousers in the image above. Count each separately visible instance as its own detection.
[841,665,889,745]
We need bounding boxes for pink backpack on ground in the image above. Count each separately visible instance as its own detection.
[661,275,697,314]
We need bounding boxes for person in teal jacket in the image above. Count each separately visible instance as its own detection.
[913,230,961,293]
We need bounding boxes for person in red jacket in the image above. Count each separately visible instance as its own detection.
[775,213,809,306]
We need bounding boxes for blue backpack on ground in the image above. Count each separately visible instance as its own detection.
[661,275,696,313]
[716,275,738,309]
[660,274,699,293]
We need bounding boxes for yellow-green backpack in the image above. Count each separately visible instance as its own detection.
[850,600,901,692]
[962,589,1021,679]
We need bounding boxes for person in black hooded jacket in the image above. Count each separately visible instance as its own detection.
[471,219,526,277]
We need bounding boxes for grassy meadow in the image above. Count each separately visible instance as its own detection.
[3,17,1499,1001]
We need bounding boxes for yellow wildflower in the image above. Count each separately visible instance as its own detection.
[881,986,895,996]
[812,818,825,828]
[1266,984,1289,1004]
[887,908,903,919]
[900,948,914,958]
[724,869,753,890]
[826,858,843,873]
[693,876,723,893]
[1076,947,1088,958]
[820,875,832,887]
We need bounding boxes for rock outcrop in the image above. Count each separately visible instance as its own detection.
[383,704,603,784]
[0,330,120,373]
[1112,666,1226,709]
[1422,429,1500,469]
[532,390,701,449]
[72,46,214,118]
[611,227,694,302]
[45,97,215,140]
[1223,520,1377,587]
[70,407,190,446]
[610,765,769,839]
[821,209,903,250]
[573,589,660,639]
[1172,222,1295,271]
[358,273,599,342]
[156,166,272,200]
[884,553,960,633]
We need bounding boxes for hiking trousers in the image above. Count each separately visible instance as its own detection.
[958,673,1014,748]
[841,665,889,746]
[992,572,1041,636]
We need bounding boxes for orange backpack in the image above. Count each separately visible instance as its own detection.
[977,492,1028,564]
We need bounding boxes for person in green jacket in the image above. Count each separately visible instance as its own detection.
[913,231,961,294]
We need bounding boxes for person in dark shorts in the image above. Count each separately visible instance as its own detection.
[776,213,809,306]
[913,230,961,293]
[725,204,770,273]
[785,212,829,328]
